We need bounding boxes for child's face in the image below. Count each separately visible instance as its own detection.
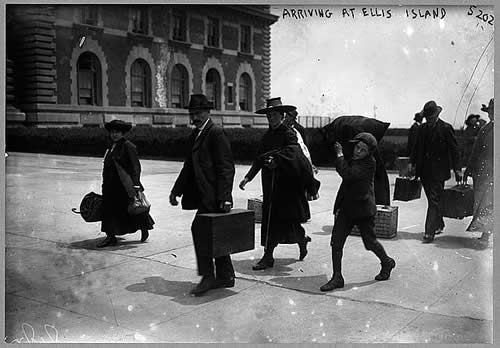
[352,141,370,160]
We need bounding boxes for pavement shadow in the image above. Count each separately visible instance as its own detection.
[390,231,424,242]
[314,225,333,236]
[267,274,329,294]
[125,276,237,305]
[232,258,297,277]
[67,237,140,251]
[431,235,490,251]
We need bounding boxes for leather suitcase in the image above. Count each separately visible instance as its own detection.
[393,177,422,201]
[352,205,398,239]
[440,184,474,219]
[193,209,255,257]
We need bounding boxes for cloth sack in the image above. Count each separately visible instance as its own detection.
[72,191,103,222]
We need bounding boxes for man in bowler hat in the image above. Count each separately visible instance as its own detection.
[407,111,423,156]
[170,94,236,296]
[321,132,395,292]
[409,100,462,243]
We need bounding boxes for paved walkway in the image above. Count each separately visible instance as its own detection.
[5,152,492,343]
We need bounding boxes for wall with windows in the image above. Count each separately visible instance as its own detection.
[7,4,277,127]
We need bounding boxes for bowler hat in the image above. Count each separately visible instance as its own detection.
[349,132,378,151]
[185,94,213,110]
[105,119,132,133]
[256,97,296,114]
[421,100,442,119]
[481,98,494,113]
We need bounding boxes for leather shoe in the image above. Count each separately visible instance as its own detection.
[252,257,274,270]
[97,236,117,248]
[299,236,312,261]
[320,274,344,292]
[422,234,434,243]
[375,257,396,281]
[215,277,235,288]
[190,276,216,296]
[141,229,149,242]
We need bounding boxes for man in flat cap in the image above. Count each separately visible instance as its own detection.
[321,132,396,292]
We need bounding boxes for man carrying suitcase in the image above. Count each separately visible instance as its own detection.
[170,94,236,296]
[409,100,462,243]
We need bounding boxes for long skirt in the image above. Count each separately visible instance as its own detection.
[467,177,493,233]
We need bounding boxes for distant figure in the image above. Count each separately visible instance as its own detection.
[320,133,395,292]
[284,109,318,175]
[409,101,462,243]
[170,94,236,296]
[239,97,315,270]
[99,120,154,248]
[407,111,423,156]
[464,98,494,244]
[462,113,485,166]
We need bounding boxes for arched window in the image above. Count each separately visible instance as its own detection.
[77,52,102,105]
[239,73,252,111]
[170,64,189,108]
[206,68,221,110]
[131,59,151,107]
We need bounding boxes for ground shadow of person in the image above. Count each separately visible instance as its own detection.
[313,225,333,236]
[267,274,329,294]
[391,231,427,242]
[67,237,140,251]
[232,257,297,277]
[125,276,237,305]
[430,235,490,251]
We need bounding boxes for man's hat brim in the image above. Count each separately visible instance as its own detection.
[255,105,296,114]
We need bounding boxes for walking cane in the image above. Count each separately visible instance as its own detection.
[264,167,275,252]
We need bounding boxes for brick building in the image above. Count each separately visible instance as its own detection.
[6,5,278,128]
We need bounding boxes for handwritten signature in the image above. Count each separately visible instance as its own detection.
[7,322,59,343]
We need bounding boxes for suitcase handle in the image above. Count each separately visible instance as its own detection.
[71,208,81,215]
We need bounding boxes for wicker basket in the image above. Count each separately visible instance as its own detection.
[247,198,263,223]
[351,205,398,239]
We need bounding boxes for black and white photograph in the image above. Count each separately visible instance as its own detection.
[3,2,496,344]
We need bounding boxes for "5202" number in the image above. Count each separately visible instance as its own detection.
[467,5,494,25]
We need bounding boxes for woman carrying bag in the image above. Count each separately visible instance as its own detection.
[98,119,154,248]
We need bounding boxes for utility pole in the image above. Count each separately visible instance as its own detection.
[373,104,377,119]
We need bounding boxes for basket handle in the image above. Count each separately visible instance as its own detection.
[71,208,81,215]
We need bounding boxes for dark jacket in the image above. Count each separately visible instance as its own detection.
[334,155,377,219]
[171,119,235,212]
[293,122,307,146]
[410,118,461,182]
[245,123,311,245]
[101,138,154,234]
[407,121,421,156]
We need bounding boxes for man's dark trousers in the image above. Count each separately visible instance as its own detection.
[421,179,445,237]
[191,209,234,280]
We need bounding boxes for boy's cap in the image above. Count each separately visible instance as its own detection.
[349,132,378,151]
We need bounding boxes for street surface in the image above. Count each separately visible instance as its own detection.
[5,152,492,343]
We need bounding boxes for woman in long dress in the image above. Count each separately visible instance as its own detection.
[98,120,154,247]
[464,98,494,244]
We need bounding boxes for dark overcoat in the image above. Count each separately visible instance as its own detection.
[245,123,312,246]
[407,121,421,156]
[171,119,235,213]
[410,118,461,182]
[334,155,377,219]
[101,138,154,235]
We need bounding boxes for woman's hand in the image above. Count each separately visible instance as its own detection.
[239,177,249,190]
[169,192,179,206]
